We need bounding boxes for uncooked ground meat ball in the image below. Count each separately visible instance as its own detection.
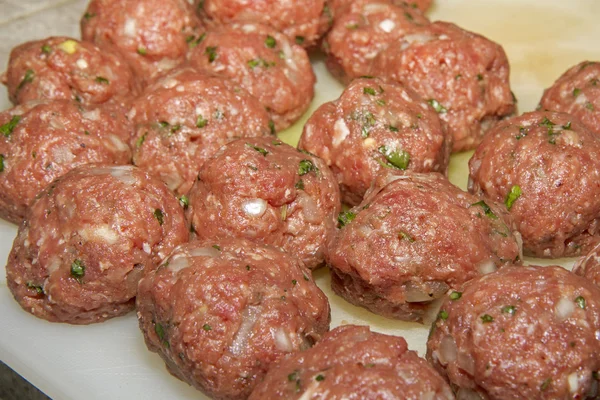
[327,171,522,322]
[427,265,600,400]
[128,67,272,196]
[371,21,516,152]
[187,23,315,131]
[186,137,340,269]
[329,0,433,15]
[540,61,600,134]
[468,111,600,258]
[323,0,429,83]
[1,37,140,106]
[299,76,450,205]
[80,0,203,82]
[0,101,132,224]
[573,243,600,288]
[196,0,330,48]
[136,238,331,400]
[5,165,189,324]
[249,324,454,400]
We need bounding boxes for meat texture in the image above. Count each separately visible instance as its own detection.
[540,61,600,134]
[329,0,433,15]
[186,138,340,269]
[136,239,331,400]
[371,21,516,152]
[0,100,132,224]
[249,324,454,400]
[327,171,522,322]
[129,67,272,196]
[468,111,600,258]
[1,36,140,106]
[323,0,430,83]
[299,76,450,205]
[6,165,189,324]
[427,265,600,400]
[187,23,315,131]
[80,0,204,82]
[196,0,330,48]
[573,242,600,288]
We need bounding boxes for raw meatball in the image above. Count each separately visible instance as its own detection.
[196,0,329,48]
[80,0,204,82]
[249,324,454,400]
[540,61,600,134]
[327,171,522,322]
[129,67,273,196]
[136,238,331,400]
[186,137,340,269]
[299,76,450,205]
[371,21,516,152]
[329,0,433,15]
[6,165,189,324]
[427,265,600,400]
[468,111,600,258]
[323,0,429,83]
[573,242,600,288]
[0,101,132,224]
[187,23,315,131]
[1,37,140,106]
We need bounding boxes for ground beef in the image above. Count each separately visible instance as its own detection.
[136,238,330,400]
[329,0,433,15]
[572,243,600,288]
[468,110,600,258]
[187,23,315,131]
[195,0,330,49]
[323,0,429,83]
[5,164,189,324]
[299,76,450,205]
[327,171,522,322]
[186,137,340,270]
[0,100,132,224]
[371,21,516,152]
[80,0,204,82]
[539,61,600,134]
[128,67,272,196]
[249,324,454,400]
[427,265,600,400]
[1,36,140,106]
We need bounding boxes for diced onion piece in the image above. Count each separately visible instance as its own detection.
[189,247,221,258]
[58,40,78,54]
[298,194,320,224]
[404,281,450,303]
[458,352,476,375]
[110,166,138,185]
[230,306,261,355]
[124,18,137,37]
[556,297,575,321]
[438,335,457,365]
[273,328,294,352]
[167,256,189,273]
[478,260,497,275]
[242,199,268,217]
[379,19,396,33]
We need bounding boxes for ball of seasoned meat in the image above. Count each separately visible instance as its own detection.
[129,67,273,196]
[299,76,450,205]
[329,0,433,15]
[427,265,600,400]
[187,23,315,131]
[371,21,516,152]
[249,324,454,400]
[540,61,600,134]
[136,238,331,400]
[573,243,600,288]
[195,0,330,48]
[327,171,522,322]
[0,101,132,224]
[1,37,140,106]
[323,0,429,83]
[6,165,189,324]
[80,0,204,82]
[468,111,600,258]
[186,137,340,269]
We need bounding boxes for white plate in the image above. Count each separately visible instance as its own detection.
[1,1,599,399]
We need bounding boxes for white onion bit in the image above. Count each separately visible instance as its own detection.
[556,297,575,321]
[189,247,221,258]
[438,335,458,365]
[242,199,268,217]
[478,260,497,275]
[273,328,294,352]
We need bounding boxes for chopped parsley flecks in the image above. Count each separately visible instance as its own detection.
[298,159,318,176]
[470,200,498,220]
[438,310,449,320]
[265,35,277,48]
[18,69,35,90]
[179,195,189,209]
[70,259,85,281]
[196,115,208,128]
[378,146,410,170]
[450,291,462,301]
[505,185,522,211]
[480,314,494,323]
[575,296,586,310]
[398,230,416,243]
[501,305,516,315]
[205,46,218,63]
[428,99,447,114]
[338,211,356,228]
[154,209,164,225]
[95,76,109,84]
[246,143,269,156]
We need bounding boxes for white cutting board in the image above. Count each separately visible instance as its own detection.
[1,0,598,399]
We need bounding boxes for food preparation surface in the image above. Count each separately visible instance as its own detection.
[1,0,599,399]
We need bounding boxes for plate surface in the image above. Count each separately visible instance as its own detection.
[1,1,599,399]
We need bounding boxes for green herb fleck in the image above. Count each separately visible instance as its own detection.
[438,310,449,320]
[247,164,258,171]
[26,282,44,295]
[501,305,516,315]
[246,143,269,156]
[450,291,462,300]
[363,87,377,96]
[338,211,356,227]
[18,69,35,90]
[315,374,325,381]
[428,99,447,114]
[573,88,581,97]
[83,12,96,20]
[0,154,4,172]
[70,259,85,281]
[346,23,359,30]
[205,46,218,62]
[295,36,305,45]
[376,99,386,106]
[188,33,206,48]
[265,35,276,48]
[202,324,212,331]
[137,47,147,55]
[179,195,189,209]
[136,132,147,148]
[471,201,498,219]
[95,76,109,84]
[303,273,310,281]
[378,146,410,170]
[404,11,414,21]
[269,120,276,135]
[246,265,251,271]
[398,230,415,242]
[477,73,484,81]
[295,179,305,190]
[586,102,595,111]
[154,209,164,225]
[292,279,297,286]
[155,323,166,341]
[361,112,376,138]
[298,159,318,176]
[480,314,494,323]
[505,185,521,211]
[388,125,399,132]
[41,45,52,54]
[196,115,208,128]
[575,296,586,309]
[212,244,221,251]
[540,378,552,391]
